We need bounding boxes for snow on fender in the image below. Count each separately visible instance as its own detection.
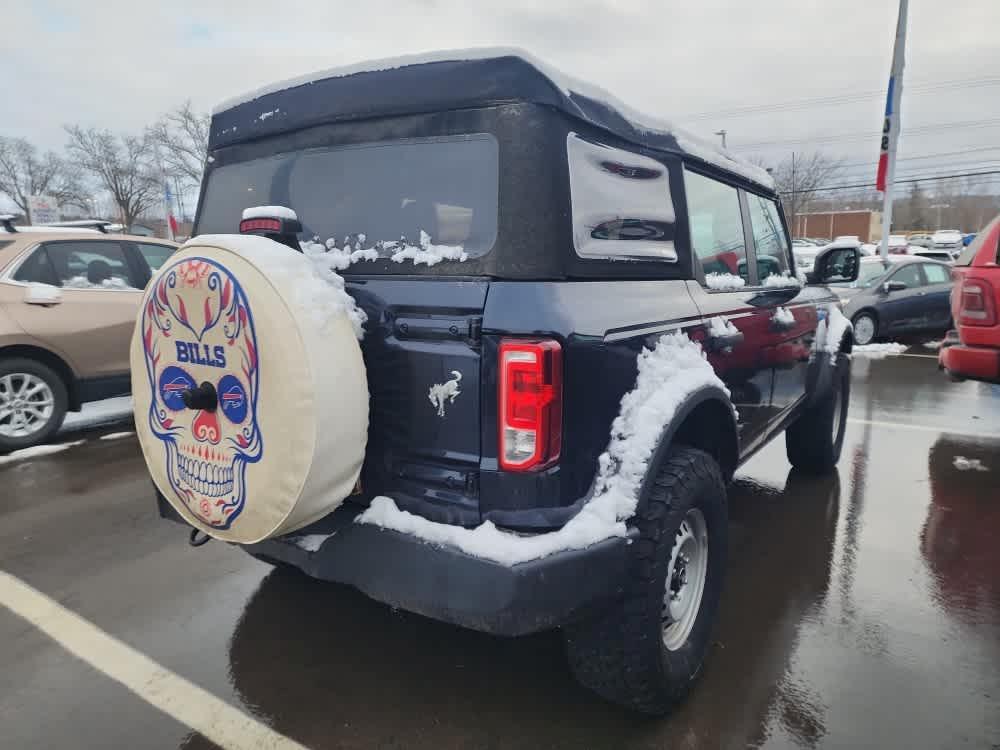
[130,234,369,544]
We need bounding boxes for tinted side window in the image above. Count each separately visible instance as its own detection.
[891,264,925,288]
[747,193,790,280]
[43,242,138,289]
[138,243,176,273]
[922,263,951,285]
[683,170,749,284]
[13,247,60,286]
[567,134,676,260]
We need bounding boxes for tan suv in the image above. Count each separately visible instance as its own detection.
[0,220,178,451]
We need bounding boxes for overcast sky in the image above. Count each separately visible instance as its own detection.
[6,0,998,190]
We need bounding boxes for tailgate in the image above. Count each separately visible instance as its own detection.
[348,277,488,525]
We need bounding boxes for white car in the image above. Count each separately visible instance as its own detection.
[931,229,964,258]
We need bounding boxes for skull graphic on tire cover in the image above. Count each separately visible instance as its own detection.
[140,256,262,529]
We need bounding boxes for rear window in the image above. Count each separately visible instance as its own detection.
[197,135,499,260]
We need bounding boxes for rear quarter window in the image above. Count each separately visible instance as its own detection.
[566,133,677,261]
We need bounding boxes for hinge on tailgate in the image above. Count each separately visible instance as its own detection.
[468,317,483,342]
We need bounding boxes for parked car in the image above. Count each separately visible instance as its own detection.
[887,234,911,255]
[939,214,1000,384]
[910,248,955,263]
[842,256,954,345]
[0,219,178,451]
[931,229,964,258]
[962,232,977,247]
[908,232,934,248]
[144,50,860,715]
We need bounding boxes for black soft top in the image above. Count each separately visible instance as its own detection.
[209,49,774,193]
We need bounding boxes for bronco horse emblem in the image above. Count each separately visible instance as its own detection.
[141,257,263,529]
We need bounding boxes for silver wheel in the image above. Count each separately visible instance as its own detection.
[0,373,56,439]
[853,314,876,346]
[662,508,709,651]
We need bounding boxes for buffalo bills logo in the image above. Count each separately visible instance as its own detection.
[140,257,262,530]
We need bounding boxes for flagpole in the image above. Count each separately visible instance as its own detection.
[877,0,909,263]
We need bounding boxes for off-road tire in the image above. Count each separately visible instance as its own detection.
[0,358,69,454]
[564,447,727,715]
[786,352,850,474]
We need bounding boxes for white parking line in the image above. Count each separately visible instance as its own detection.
[847,417,1000,440]
[0,571,306,750]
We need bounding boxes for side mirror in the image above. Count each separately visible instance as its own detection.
[806,246,860,285]
[883,280,908,293]
[24,283,62,306]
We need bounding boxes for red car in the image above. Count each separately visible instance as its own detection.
[939,215,1000,383]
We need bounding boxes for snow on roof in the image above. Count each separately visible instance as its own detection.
[213,48,774,191]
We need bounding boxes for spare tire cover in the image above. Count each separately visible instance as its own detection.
[131,235,369,544]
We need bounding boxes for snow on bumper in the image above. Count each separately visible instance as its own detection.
[158,492,631,635]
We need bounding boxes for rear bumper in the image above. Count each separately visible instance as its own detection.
[939,337,1000,384]
[156,491,632,636]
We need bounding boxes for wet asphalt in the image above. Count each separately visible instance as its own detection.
[1,350,998,750]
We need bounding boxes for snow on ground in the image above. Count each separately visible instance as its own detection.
[61,396,133,431]
[358,332,729,566]
[922,340,944,351]
[773,306,795,326]
[0,440,85,467]
[708,316,738,337]
[853,343,908,358]
[98,431,135,441]
[705,272,746,290]
[953,456,988,472]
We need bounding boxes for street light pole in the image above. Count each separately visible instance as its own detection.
[931,203,950,230]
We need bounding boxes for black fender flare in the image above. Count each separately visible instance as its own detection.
[635,384,739,514]
[806,331,853,409]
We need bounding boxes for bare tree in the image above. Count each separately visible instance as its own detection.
[149,101,209,188]
[65,126,160,228]
[768,152,844,235]
[0,136,86,218]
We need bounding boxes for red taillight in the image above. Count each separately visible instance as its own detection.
[498,339,562,471]
[240,218,282,233]
[958,278,997,326]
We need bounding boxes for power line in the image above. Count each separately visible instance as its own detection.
[733,118,1000,149]
[836,146,1000,170]
[779,169,1000,195]
[678,76,1000,121]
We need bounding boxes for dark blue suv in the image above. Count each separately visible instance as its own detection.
[155,50,859,713]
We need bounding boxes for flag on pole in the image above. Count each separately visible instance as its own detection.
[164,181,177,241]
[876,79,895,192]
[876,0,908,193]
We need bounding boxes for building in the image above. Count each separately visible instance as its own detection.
[792,210,882,242]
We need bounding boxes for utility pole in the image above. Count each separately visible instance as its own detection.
[931,203,950,230]
[715,130,727,149]
[876,0,910,264]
